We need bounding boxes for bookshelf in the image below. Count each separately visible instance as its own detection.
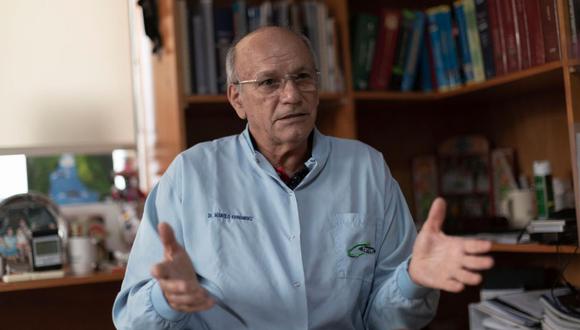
[146,0,580,270]
[491,242,579,254]
[354,61,565,102]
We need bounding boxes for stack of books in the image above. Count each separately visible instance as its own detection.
[178,0,344,95]
[350,0,566,92]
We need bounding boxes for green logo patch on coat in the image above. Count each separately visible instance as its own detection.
[347,242,376,257]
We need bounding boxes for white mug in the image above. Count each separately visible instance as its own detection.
[68,237,96,276]
[500,189,536,229]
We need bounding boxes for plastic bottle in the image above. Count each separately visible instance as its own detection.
[533,160,555,219]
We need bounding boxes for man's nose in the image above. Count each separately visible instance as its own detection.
[279,78,301,102]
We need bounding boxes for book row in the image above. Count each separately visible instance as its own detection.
[351,0,568,92]
[178,0,344,95]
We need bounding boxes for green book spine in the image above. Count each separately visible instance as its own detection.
[351,14,379,90]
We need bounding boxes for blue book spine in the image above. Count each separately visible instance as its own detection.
[437,7,462,88]
[401,11,426,91]
[453,2,475,83]
[426,9,449,91]
[419,35,433,92]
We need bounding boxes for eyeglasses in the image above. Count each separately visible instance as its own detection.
[233,70,320,96]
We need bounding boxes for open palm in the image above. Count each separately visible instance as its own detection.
[409,198,494,292]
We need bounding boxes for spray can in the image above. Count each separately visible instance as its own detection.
[533,160,555,219]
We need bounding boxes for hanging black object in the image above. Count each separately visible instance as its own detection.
[138,0,163,54]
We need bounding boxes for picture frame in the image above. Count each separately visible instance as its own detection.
[0,192,67,273]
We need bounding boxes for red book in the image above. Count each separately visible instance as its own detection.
[369,9,401,90]
[515,0,531,69]
[487,0,507,76]
[540,0,561,62]
[525,0,546,66]
[500,0,520,72]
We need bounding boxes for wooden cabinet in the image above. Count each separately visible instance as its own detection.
[0,272,123,329]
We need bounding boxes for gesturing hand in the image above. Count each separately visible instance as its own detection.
[151,222,215,312]
[409,198,494,292]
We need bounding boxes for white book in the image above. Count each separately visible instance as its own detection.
[259,1,272,27]
[316,2,329,91]
[527,219,565,233]
[201,0,218,94]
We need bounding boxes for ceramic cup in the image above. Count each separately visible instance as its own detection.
[500,189,536,229]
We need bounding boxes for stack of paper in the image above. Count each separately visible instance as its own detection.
[540,289,580,330]
[470,288,580,330]
[469,289,550,330]
[469,299,541,329]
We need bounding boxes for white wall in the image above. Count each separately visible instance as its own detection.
[0,0,135,154]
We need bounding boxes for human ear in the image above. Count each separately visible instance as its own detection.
[227,84,246,120]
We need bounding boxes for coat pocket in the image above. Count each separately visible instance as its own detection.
[330,213,377,282]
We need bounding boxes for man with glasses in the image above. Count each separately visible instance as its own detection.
[113,26,493,329]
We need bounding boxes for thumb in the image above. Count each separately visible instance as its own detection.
[422,197,447,232]
[158,222,180,259]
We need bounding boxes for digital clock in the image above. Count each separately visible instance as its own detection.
[31,229,63,271]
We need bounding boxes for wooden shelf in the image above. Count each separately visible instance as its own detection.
[569,58,580,69]
[185,94,227,103]
[0,270,124,293]
[491,243,579,254]
[185,92,346,104]
[354,61,564,103]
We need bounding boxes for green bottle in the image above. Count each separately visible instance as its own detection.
[533,160,555,219]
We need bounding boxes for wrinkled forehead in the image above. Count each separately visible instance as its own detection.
[235,29,316,78]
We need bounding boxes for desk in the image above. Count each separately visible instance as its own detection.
[0,271,124,330]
